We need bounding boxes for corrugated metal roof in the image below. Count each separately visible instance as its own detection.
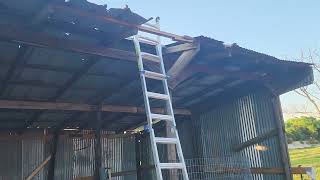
[0,0,313,132]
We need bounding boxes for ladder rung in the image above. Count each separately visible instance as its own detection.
[159,163,184,169]
[138,36,159,44]
[151,113,173,121]
[155,137,178,144]
[141,52,161,63]
[138,38,158,46]
[144,71,166,80]
[147,92,169,100]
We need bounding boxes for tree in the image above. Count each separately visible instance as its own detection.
[294,49,320,114]
[285,116,320,141]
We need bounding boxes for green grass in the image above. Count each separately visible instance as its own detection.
[289,146,320,179]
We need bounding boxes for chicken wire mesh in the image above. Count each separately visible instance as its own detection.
[162,156,253,180]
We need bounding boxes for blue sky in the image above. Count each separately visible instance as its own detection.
[90,0,320,112]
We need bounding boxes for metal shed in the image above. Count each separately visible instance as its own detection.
[0,0,314,180]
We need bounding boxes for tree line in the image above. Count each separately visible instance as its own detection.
[285,116,320,143]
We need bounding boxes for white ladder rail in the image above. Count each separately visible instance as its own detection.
[132,18,189,180]
[133,35,163,180]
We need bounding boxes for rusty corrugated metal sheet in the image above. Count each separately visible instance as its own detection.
[0,132,137,180]
[0,137,49,180]
[54,132,137,180]
[196,92,285,180]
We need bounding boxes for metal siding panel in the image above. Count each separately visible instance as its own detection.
[0,137,50,180]
[53,132,137,180]
[194,92,285,180]
[0,139,21,180]
[22,138,47,180]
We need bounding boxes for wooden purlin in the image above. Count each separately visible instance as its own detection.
[0,100,191,115]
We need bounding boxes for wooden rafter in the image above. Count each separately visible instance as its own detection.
[167,42,200,88]
[24,57,100,129]
[164,43,199,54]
[171,65,266,90]
[0,46,29,96]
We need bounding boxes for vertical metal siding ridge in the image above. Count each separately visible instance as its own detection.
[195,92,285,180]
[0,137,49,180]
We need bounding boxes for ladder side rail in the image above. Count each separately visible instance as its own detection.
[156,42,190,180]
[133,36,164,180]
[133,19,190,180]
[155,20,190,180]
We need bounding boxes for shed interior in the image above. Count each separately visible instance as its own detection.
[0,0,314,180]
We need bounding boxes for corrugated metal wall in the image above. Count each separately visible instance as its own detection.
[0,137,50,180]
[0,91,289,180]
[54,133,137,180]
[0,133,136,180]
[194,92,285,180]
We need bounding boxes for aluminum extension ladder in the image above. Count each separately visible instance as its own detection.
[131,19,189,180]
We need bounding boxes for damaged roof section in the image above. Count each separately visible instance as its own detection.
[0,0,313,131]
[0,0,147,44]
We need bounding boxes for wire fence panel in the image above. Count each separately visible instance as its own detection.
[183,157,252,180]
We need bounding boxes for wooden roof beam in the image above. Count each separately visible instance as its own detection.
[171,65,268,90]
[164,43,199,54]
[167,42,200,88]
[24,57,100,129]
[0,100,191,115]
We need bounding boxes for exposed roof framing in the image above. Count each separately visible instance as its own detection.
[168,42,200,88]
[53,77,140,130]
[98,81,164,130]
[49,4,193,43]
[0,46,30,96]
[0,0,313,132]
[0,25,137,61]
[0,100,191,115]
[23,56,100,129]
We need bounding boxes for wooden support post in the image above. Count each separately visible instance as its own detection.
[94,106,102,180]
[47,133,59,180]
[135,133,142,180]
[272,97,293,180]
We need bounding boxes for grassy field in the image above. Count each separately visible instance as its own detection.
[289,145,320,179]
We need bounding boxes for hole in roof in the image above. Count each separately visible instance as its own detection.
[65,32,71,36]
